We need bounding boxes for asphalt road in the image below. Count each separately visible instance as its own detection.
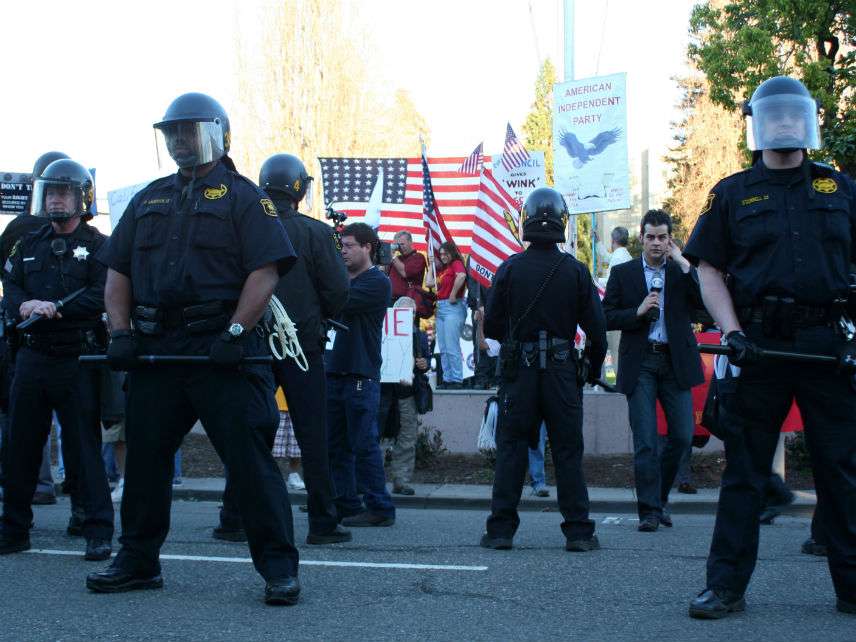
[0,499,852,642]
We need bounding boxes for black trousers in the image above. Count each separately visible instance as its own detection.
[1,347,113,540]
[117,364,298,581]
[486,360,594,541]
[706,324,856,602]
[222,351,339,534]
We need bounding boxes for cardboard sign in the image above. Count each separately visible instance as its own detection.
[381,307,414,383]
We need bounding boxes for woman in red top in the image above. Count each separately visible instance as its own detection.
[427,242,467,388]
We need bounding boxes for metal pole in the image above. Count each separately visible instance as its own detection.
[641,149,649,214]
[564,0,576,256]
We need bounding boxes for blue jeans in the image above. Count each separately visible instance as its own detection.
[528,422,547,489]
[627,352,694,518]
[326,375,395,518]
[435,299,466,383]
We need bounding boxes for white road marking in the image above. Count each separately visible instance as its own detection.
[24,549,488,572]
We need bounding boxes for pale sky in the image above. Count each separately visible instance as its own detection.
[1,0,699,212]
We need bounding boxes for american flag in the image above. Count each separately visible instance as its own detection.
[458,142,483,176]
[420,151,452,255]
[501,123,530,172]
[468,168,523,288]
[318,155,483,253]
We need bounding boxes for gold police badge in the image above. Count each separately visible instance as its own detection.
[812,178,837,194]
[204,184,228,200]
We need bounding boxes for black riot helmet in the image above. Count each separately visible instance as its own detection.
[521,187,569,243]
[258,154,314,208]
[32,151,70,180]
[30,159,94,221]
[742,76,821,152]
[153,92,231,169]
[30,151,70,215]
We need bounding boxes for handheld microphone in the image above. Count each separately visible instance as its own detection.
[647,273,664,322]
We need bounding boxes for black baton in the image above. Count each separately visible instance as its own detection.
[17,286,89,331]
[79,355,274,366]
[697,343,837,365]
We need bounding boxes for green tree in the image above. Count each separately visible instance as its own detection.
[522,59,557,184]
[688,0,856,174]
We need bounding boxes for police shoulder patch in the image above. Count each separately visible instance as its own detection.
[203,184,228,200]
[812,177,837,194]
[700,192,715,215]
[260,198,278,217]
[8,239,20,259]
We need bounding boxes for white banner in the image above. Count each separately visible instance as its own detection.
[107,180,152,230]
[381,307,414,384]
[488,151,546,206]
[552,72,630,215]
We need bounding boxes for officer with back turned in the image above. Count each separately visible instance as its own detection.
[214,153,351,546]
[0,159,113,561]
[479,187,607,552]
[684,76,856,618]
[87,92,302,606]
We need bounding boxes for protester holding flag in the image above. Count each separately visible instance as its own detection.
[426,242,466,388]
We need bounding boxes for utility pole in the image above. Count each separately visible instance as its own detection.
[563,0,578,257]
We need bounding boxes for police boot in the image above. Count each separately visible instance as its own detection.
[479,533,513,550]
[837,598,856,615]
[264,577,300,606]
[67,505,85,537]
[86,563,163,593]
[0,531,31,555]
[801,537,828,557]
[84,538,112,561]
[688,589,746,619]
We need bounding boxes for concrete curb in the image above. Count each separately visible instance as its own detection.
[169,479,817,517]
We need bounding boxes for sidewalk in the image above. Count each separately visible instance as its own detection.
[171,478,817,516]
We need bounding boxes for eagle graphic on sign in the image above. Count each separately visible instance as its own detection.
[559,128,622,169]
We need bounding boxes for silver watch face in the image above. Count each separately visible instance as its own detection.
[228,323,244,337]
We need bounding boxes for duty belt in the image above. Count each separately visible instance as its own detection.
[738,296,842,339]
[520,332,573,369]
[22,329,92,357]
[132,301,235,336]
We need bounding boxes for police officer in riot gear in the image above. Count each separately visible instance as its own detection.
[479,187,607,552]
[214,153,351,545]
[685,76,856,618]
[89,92,302,605]
[0,159,114,561]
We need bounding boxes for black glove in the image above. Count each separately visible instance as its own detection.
[725,330,762,367]
[209,332,243,367]
[837,340,856,374]
[107,331,137,371]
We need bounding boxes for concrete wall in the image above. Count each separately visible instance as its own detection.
[422,389,724,456]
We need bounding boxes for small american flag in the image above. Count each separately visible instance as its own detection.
[421,151,453,255]
[458,142,483,176]
[468,168,523,288]
[501,123,530,172]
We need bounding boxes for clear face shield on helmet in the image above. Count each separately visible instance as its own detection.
[30,179,85,220]
[154,120,226,170]
[746,94,821,151]
[302,176,315,210]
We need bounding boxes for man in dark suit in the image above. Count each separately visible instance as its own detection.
[603,209,704,532]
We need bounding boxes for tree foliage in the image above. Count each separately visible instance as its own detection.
[230,1,430,217]
[663,74,745,238]
[688,0,856,174]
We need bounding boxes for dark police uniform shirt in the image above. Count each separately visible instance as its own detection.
[271,199,348,355]
[0,215,47,268]
[484,244,607,372]
[325,266,390,380]
[684,159,856,307]
[98,161,296,307]
[4,220,106,333]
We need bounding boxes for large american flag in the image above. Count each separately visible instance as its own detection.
[468,168,523,288]
[318,155,484,253]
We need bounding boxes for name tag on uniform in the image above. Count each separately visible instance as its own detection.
[326,327,337,350]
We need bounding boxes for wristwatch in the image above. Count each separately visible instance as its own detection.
[225,322,245,342]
